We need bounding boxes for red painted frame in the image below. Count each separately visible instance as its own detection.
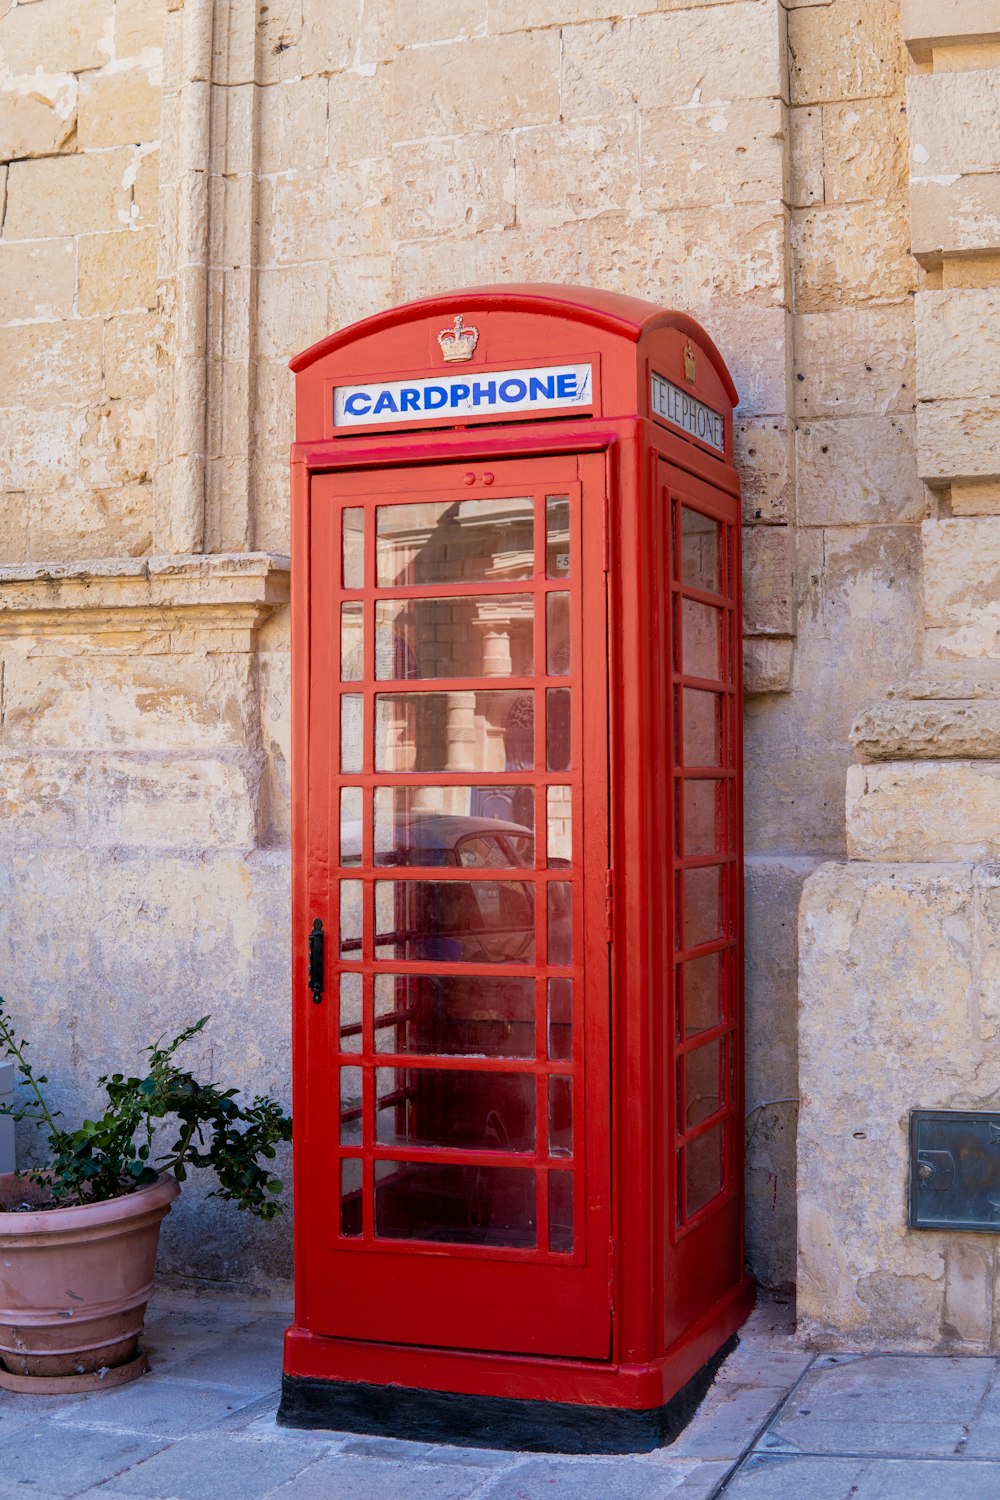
[287,286,753,1415]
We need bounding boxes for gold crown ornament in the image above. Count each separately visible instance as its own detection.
[683,341,697,383]
[437,314,479,363]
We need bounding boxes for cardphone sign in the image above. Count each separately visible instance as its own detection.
[333,363,594,427]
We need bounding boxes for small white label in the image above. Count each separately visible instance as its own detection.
[650,371,724,453]
[333,364,594,427]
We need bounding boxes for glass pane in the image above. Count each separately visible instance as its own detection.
[548,1170,573,1252]
[680,506,721,592]
[547,977,573,1060]
[340,787,362,866]
[339,1066,362,1145]
[376,595,534,680]
[375,880,535,963]
[681,689,723,767]
[684,1039,723,1129]
[546,687,571,771]
[375,1067,535,1152]
[341,694,363,773]
[679,867,724,950]
[374,974,535,1057]
[340,1157,362,1237]
[342,508,364,589]
[340,879,363,958]
[546,495,571,579]
[683,952,724,1036]
[681,598,723,681]
[679,778,726,855]
[376,497,534,587]
[339,972,362,1053]
[686,1124,725,1216]
[376,691,533,773]
[341,601,364,680]
[547,881,572,966]
[548,1076,573,1157]
[546,593,570,676]
[374,1160,536,1248]
[546,785,571,866]
[374,786,534,867]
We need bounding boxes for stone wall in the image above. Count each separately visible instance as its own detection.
[0,0,931,1291]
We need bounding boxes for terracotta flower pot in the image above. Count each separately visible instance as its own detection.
[0,1171,179,1393]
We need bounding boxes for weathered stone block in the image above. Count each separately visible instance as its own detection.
[256,77,329,176]
[0,74,77,159]
[0,406,87,491]
[789,106,823,209]
[794,305,915,420]
[903,0,1000,63]
[115,0,167,55]
[952,479,1000,516]
[736,420,791,526]
[823,98,907,205]
[922,517,1000,658]
[3,151,133,240]
[90,756,257,848]
[393,30,560,136]
[852,696,1000,761]
[514,122,635,230]
[0,0,113,75]
[25,480,154,563]
[640,99,786,214]
[392,134,515,239]
[797,416,926,526]
[743,525,793,636]
[0,321,103,406]
[78,229,157,316]
[256,265,330,363]
[703,305,790,420]
[327,68,391,166]
[0,240,76,325]
[0,752,85,842]
[104,312,159,401]
[744,635,794,694]
[793,197,916,312]
[788,0,905,106]
[132,148,159,227]
[911,176,1000,266]
[847,761,1000,860]
[78,65,161,149]
[915,289,1000,403]
[917,399,1000,488]
[908,73,1000,180]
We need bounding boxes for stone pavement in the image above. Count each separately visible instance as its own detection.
[2,1290,1000,1498]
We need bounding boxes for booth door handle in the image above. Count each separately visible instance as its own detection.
[308,918,325,1004]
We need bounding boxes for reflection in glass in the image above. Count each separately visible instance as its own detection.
[340,787,362,866]
[546,687,571,771]
[683,952,723,1036]
[339,972,362,1053]
[546,593,570,677]
[680,506,721,593]
[686,1124,725,1216]
[374,1160,536,1247]
[679,866,724,950]
[375,1067,535,1152]
[339,1066,362,1145]
[679,778,725,855]
[375,596,534,681]
[374,974,535,1057]
[340,1157,362,1237]
[341,694,363,773]
[546,785,571,866]
[548,1076,573,1157]
[373,785,533,867]
[342,508,364,589]
[684,1039,723,1128]
[681,688,722,767]
[681,598,723,682]
[375,880,535,963]
[547,881,572,966]
[376,691,534,773]
[547,977,573,1061]
[340,879,363,958]
[548,1170,573,1252]
[546,495,571,579]
[376,497,534,588]
[341,601,364,680]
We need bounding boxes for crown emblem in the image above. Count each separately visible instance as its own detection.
[437,314,479,363]
[683,341,697,383]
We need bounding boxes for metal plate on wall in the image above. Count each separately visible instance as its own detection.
[910,1110,1000,1232]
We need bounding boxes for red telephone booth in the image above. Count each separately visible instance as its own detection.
[280,285,752,1452]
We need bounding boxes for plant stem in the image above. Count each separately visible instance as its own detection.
[0,1014,65,1146]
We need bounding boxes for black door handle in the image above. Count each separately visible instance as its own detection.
[308,918,324,1004]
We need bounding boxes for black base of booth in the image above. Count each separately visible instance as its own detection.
[277,1336,737,1455]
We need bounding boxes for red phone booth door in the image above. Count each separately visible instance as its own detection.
[306,453,612,1360]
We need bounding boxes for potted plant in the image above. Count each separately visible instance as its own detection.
[0,1004,291,1394]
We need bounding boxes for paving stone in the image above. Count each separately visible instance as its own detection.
[164,1335,283,1394]
[483,1456,698,1499]
[667,1384,791,1459]
[263,1452,493,1500]
[0,1422,167,1497]
[782,1355,995,1423]
[101,1433,326,1500]
[854,1459,1000,1499]
[760,1419,965,1457]
[52,1376,261,1440]
[722,1453,869,1498]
